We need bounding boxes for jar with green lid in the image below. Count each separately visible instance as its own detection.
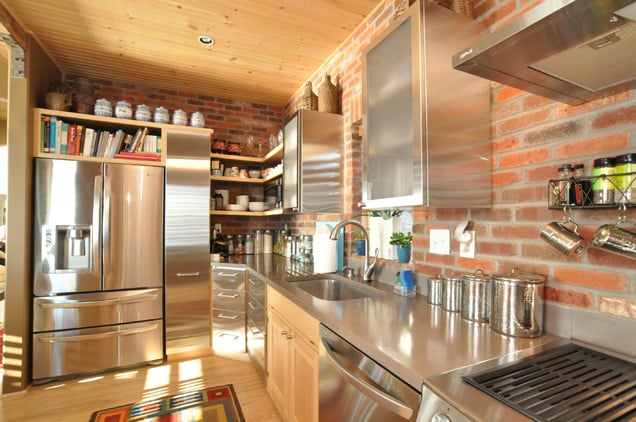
[592,157,615,205]
[614,153,635,204]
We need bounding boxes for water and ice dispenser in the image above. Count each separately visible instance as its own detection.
[41,225,92,272]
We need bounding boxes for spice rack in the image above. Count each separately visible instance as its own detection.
[548,171,635,209]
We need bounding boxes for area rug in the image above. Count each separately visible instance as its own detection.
[89,384,245,422]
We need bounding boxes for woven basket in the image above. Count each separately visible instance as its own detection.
[297,81,318,111]
[452,0,473,18]
[318,73,338,113]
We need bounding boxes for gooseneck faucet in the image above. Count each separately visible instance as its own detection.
[329,219,378,282]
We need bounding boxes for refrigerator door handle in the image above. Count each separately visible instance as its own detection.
[92,174,103,279]
[102,172,111,276]
[176,272,201,277]
[37,293,160,309]
[37,322,160,343]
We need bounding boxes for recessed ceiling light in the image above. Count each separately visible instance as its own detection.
[198,35,214,46]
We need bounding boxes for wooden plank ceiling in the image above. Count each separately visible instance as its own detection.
[0,0,383,106]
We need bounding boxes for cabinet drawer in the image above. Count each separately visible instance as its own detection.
[212,309,246,354]
[213,289,246,312]
[247,271,266,299]
[247,299,265,330]
[212,266,246,290]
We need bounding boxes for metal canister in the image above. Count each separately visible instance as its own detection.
[460,269,491,323]
[490,268,545,338]
[442,274,462,312]
[427,275,443,306]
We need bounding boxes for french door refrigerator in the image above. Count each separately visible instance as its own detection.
[32,158,164,383]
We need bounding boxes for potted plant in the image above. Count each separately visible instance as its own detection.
[390,231,412,263]
[354,229,366,256]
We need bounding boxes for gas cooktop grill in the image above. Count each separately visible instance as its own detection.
[463,343,636,422]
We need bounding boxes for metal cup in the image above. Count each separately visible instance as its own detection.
[540,221,588,257]
[592,224,636,260]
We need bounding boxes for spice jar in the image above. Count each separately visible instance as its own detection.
[614,153,635,204]
[254,230,263,255]
[592,157,615,205]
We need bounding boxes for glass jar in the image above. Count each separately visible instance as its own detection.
[593,157,615,205]
[254,230,263,255]
[264,230,273,254]
[572,164,590,206]
[558,164,573,205]
[227,141,241,155]
[212,138,227,154]
[614,153,635,204]
[244,234,254,255]
[235,234,245,255]
[226,235,235,256]
[213,192,224,210]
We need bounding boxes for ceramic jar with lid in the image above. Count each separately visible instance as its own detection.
[135,104,152,122]
[114,101,133,119]
[190,111,205,128]
[173,109,187,125]
[94,98,112,117]
[153,106,169,124]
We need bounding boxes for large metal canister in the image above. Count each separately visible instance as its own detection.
[460,269,491,323]
[490,268,545,337]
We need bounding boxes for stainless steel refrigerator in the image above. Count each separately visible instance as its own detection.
[32,158,164,383]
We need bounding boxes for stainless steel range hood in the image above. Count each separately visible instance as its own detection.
[453,0,636,105]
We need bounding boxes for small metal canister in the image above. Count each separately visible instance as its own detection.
[490,268,545,338]
[460,269,491,323]
[442,273,462,312]
[427,275,443,306]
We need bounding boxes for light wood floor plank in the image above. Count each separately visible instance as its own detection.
[0,352,282,421]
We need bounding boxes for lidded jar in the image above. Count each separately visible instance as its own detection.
[114,101,132,119]
[190,111,205,128]
[173,109,187,125]
[135,104,152,122]
[94,98,112,117]
[154,106,169,123]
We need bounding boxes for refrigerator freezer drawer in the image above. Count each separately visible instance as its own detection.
[32,320,163,382]
[33,288,163,332]
[212,266,246,291]
[212,309,246,353]
[212,289,246,312]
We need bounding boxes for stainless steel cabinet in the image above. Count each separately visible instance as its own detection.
[212,265,247,354]
[283,109,344,214]
[362,0,491,209]
[247,270,266,381]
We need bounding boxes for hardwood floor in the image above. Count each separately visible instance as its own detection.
[0,351,282,421]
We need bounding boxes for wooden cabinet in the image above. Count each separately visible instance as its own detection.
[34,107,214,167]
[266,286,319,422]
[210,143,283,217]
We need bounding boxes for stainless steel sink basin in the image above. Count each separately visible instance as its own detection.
[287,275,383,301]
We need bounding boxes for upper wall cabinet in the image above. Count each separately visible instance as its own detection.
[283,109,344,214]
[362,0,492,209]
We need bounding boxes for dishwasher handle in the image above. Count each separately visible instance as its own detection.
[320,334,415,420]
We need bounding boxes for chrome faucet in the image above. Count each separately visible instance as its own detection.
[329,219,378,282]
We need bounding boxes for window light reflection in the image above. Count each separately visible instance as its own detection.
[178,359,203,382]
[144,364,171,390]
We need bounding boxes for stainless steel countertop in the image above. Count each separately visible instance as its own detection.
[213,255,562,391]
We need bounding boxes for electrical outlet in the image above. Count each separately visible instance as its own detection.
[214,223,222,234]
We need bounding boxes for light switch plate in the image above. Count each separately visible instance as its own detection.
[430,229,450,255]
[459,230,476,258]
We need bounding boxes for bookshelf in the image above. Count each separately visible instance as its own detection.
[33,108,214,167]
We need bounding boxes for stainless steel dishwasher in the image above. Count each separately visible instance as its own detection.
[319,324,421,421]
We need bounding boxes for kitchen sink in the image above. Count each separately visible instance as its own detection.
[286,275,384,301]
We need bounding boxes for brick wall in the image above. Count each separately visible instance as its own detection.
[286,0,636,320]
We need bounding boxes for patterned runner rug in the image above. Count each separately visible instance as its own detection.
[89,384,245,422]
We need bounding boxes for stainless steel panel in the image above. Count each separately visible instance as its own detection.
[283,110,344,214]
[165,129,211,350]
[247,271,265,302]
[362,1,491,208]
[33,288,163,332]
[33,158,102,295]
[212,309,246,353]
[32,320,163,382]
[213,266,246,291]
[247,297,265,330]
[213,289,246,312]
[319,325,420,421]
[247,315,266,381]
[103,163,164,290]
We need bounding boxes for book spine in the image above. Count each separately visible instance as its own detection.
[55,119,63,154]
[60,122,69,155]
[41,115,50,153]
[74,125,83,155]
[49,116,57,154]
[67,124,76,155]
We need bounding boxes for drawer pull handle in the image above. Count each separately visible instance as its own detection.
[217,292,240,298]
[177,272,200,277]
[218,313,239,320]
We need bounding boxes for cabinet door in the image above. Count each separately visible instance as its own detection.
[290,335,319,422]
[266,310,290,416]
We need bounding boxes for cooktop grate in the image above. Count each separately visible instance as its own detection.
[463,343,636,422]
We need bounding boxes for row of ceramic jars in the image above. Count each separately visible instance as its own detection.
[94,99,205,127]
